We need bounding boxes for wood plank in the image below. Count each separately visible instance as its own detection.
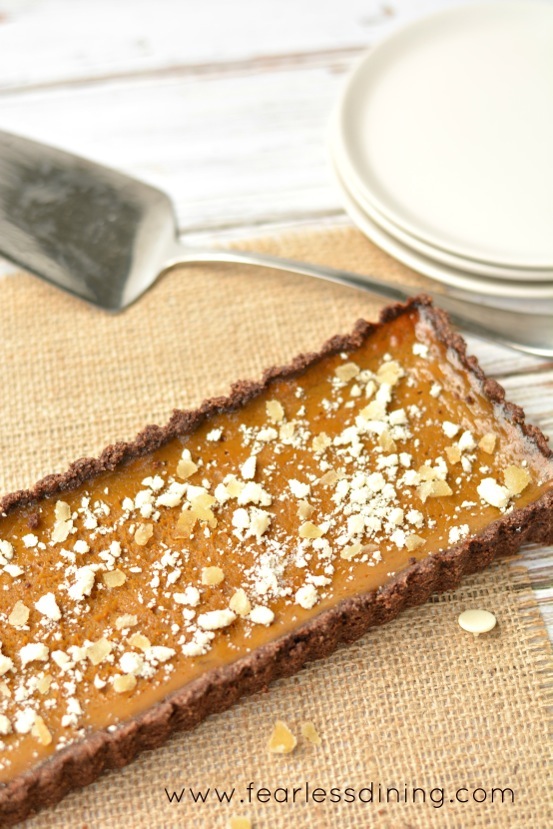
[0,0,470,92]
[0,62,550,312]
[0,63,347,229]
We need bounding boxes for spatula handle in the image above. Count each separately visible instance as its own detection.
[161,245,553,358]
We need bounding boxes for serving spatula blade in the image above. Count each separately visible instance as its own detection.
[0,130,177,309]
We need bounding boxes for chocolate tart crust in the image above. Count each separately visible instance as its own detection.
[1,296,552,825]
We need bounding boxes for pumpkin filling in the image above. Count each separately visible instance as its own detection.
[0,308,551,781]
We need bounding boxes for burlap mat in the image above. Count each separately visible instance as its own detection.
[0,225,551,828]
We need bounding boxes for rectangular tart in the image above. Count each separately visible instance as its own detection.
[0,296,552,824]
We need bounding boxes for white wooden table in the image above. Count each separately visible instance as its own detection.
[0,0,551,635]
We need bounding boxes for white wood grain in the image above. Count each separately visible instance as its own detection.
[0,59,551,288]
[0,0,471,91]
[0,63,347,228]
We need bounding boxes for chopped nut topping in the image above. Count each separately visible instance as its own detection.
[334,361,359,382]
[458,608,497,636]
[52,500,72,543]
[298,522,324,539]
[360,400,386,420]
[458,430,476,452]
[445,445,462,464]
[232,508,250,531]
[340,543,362,561]
[418,479,453,503]
[228,817,251,829]
[36,674,53,695]
[412,342,429,358]
[119,652,144,675]
[312,432,331,452]
[55,501,71,522]
[176,449,198,481]
[189,490,217,527]
[51,651,70,669]
[116,614,138,630]
[236,482,271,508]
[229,588,252,617]
[319,469,339,486]
[129,633,151,651]
[157,482,187,508]
[201,566,225,586]
[301,721,322,746]
[86,637,114,666]
[103,569,127,588]
[248,508,271,540]
[31,715,52,746]
[134,523,154,546]
[297,500,315,520]
[377,359,403,386]
[148,646,175,663]
[267,720,297,754]
[206,428,223,442]
[405,534,425,551]
[266,400,285,423]
[479,433,497,454]
[22,533,38,549]
[175,507,198,537]
[378,430,397,452]
[113,674,137,694]
[8,601,30,628]
[174,586,200,607]
[503,465,531,496]
[14,709,35,735]
[279,421,295,441]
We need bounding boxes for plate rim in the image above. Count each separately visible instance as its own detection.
[335,0,553,270]
[330,155,553,300]
[331,128,553,284]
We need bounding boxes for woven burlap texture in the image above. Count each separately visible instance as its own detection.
[0,225,551,829]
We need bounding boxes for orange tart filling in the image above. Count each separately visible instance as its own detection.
[0,307,551,781]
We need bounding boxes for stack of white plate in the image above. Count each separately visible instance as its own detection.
[329,1,553,301]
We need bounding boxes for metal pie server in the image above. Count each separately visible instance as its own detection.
[0,129,551,357]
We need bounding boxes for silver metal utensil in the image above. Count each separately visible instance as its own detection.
[0,130,551,357]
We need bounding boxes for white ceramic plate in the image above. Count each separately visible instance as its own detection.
[331,159,553,301]
[331,128,553,282]
[336,1,553,269]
